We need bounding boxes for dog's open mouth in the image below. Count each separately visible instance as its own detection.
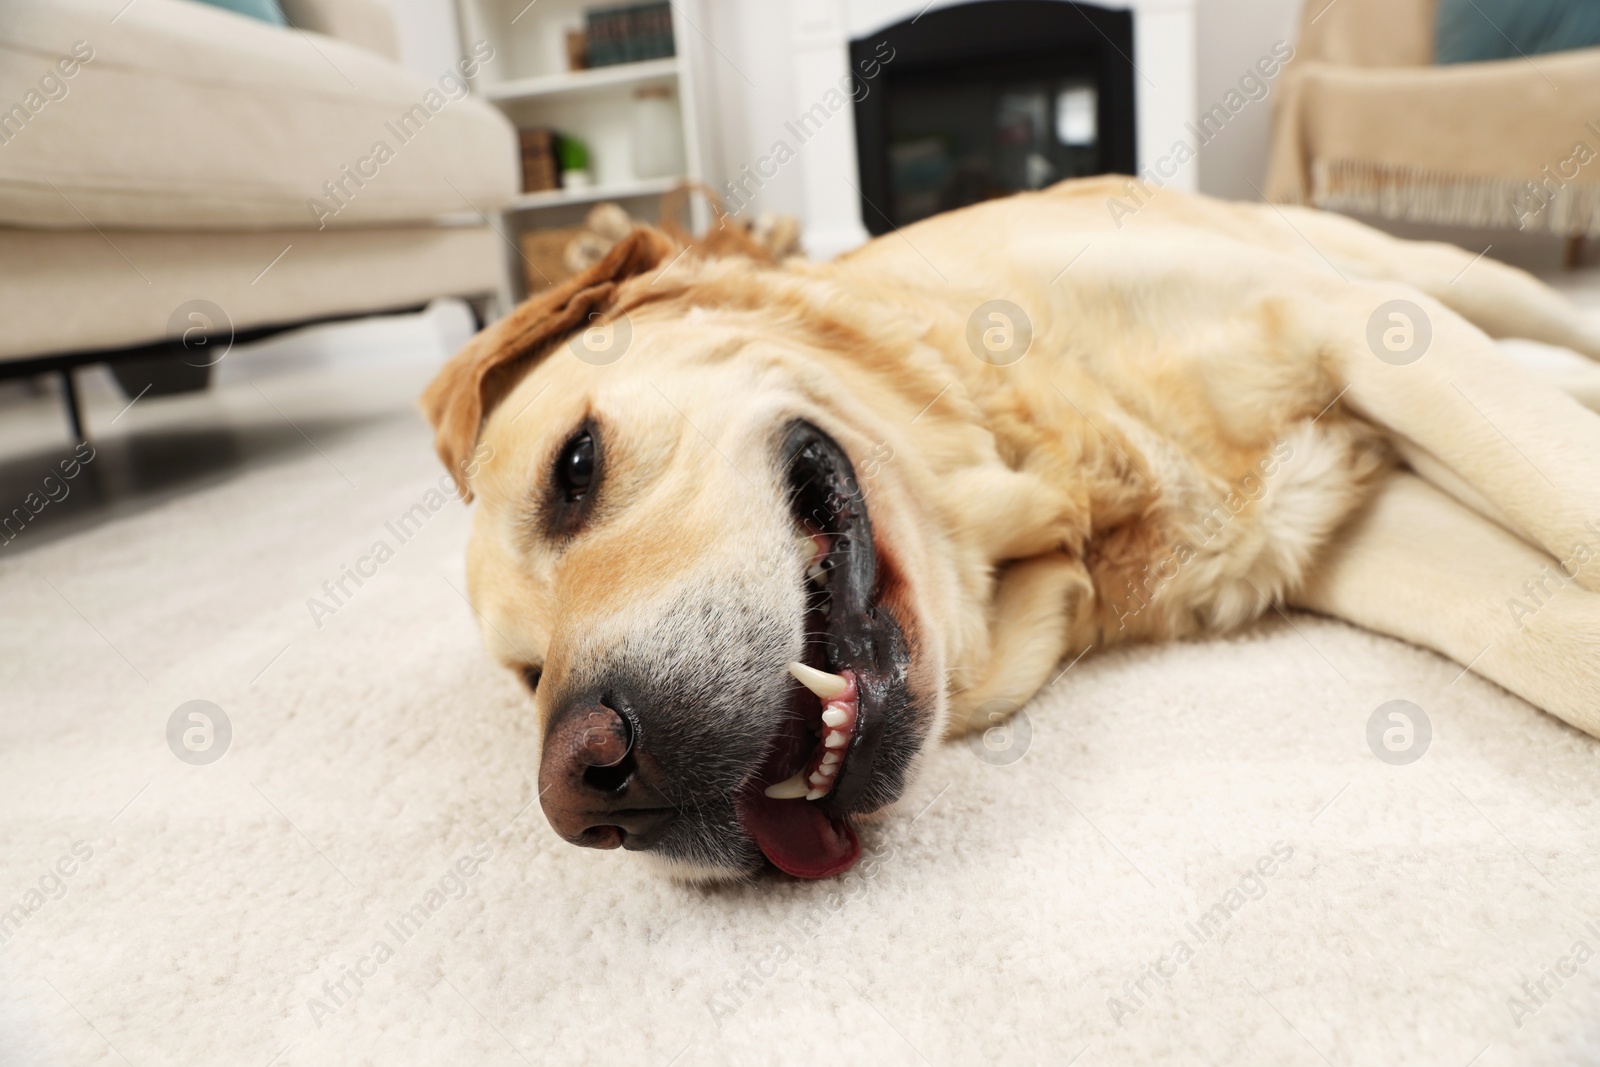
[736,421,912,879]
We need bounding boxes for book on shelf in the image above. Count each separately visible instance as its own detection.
[582,2,675,69]
[518,128,560,193]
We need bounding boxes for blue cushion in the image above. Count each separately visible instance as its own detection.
[189,0,287,25]
[1436,0,1600,64]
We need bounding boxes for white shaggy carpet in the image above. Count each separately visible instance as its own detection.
[3,358,1600,1067]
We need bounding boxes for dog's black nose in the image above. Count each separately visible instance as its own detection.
[538,701,675,850]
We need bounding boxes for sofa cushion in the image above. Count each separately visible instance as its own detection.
[279,0,400,61]
[189,0,288,26]
[0,0,516,231]
[0,224,503,361]
[1436,0,1600,64]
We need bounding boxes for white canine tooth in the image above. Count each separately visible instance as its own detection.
[763,771,812,799]
[809,771,827,785]
[825,732,846,749]
[820,763,836,777]
[821,706,847,728]
[787,661,848,699]
[822,752,841,766]
[806,788,825,801]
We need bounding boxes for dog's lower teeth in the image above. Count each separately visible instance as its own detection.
[769,663,856,804]
[764,771,812,799]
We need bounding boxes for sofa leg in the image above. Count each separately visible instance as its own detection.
[465,293,500,332]
[1565,234,1586,270]
[60,367,85,442]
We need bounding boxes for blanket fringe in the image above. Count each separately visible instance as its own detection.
[1306,159,1600,237]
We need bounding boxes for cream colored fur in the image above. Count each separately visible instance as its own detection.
[424,176,1600,807]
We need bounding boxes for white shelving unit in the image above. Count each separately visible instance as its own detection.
[506,174,684,211]
[453,0,709,299]
[485,57,682,102]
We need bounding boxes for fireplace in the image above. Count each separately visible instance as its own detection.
[785,0,1196,259]
[850,0,1137,234]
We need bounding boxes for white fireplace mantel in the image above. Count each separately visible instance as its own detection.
[787,0,1198,259]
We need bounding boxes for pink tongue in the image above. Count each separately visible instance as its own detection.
[740,792,860,879]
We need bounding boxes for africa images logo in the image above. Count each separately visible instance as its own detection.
[166,700,232,766]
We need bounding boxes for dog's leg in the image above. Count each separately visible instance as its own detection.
[1276,205,1600,359]
[1381,351,1600,537]
[1326,285,1600,592]
[1292,472,1600,740]
[1512,350,1600,414]
[944,552,1092,737]
[1383,249,1600,360]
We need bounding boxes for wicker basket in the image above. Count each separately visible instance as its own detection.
[516,183,796,296]
[658,181,779,261]
[518,227,585,294]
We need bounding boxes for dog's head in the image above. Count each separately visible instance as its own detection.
[423,229,950,880]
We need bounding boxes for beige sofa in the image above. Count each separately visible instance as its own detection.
[0,0,517,397]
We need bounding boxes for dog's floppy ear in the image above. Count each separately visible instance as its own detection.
[422,226,680,499]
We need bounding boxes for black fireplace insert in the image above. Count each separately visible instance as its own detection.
[850,0,1137,234]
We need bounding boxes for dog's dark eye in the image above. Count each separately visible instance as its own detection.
[522,666,543,693]
[558,431,595,501]
[544,423,602,539]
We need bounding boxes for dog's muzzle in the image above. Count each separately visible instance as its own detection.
[533,420,930,879]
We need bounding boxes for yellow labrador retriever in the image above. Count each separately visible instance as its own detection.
[423,177,1600,881]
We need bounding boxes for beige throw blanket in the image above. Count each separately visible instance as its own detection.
[1265,0,1600,236]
